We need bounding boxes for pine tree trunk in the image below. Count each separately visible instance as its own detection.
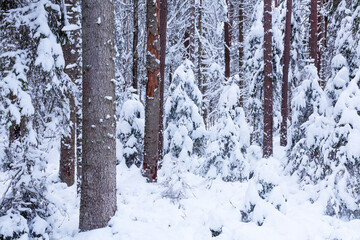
[132,0,139,91]
[184,0,195,62]
[159,0,167,164]
[280,0,292,147]
[238,0,244,107]
[60,0,81,187]
[79,0,117,231]
[143,0,161,182]
[309,0,318,67]
[198,0,207,126]
[224,0,231,79]
[263,0,273,158]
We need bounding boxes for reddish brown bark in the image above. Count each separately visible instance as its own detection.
[132,0,139,91]
[184,0,195,61]
[143,0,161,182]
[280,0,293,147]
[238,0,244,107]
[309,0,318,67]
[224,0,231,79]
[263,0,273,158]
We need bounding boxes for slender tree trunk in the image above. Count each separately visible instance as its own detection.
[189,0,195,62]
[238,0,244,107]
[79,0,117,231]
[184,0,195,61]
[198,0,207,126]
[60,0,81,187]
[132,0,139,91]
[158,0,167,164]
[280,0,292,147]
[143,0,161,182]
[224,0,231,79]
[309,0,318,67]
[263,0,273,158]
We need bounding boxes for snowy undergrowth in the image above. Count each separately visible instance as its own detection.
[34,137,360,240]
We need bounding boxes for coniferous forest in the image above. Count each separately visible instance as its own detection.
[1,0,360,239]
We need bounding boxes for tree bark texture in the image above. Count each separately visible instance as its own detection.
[224,0,231,79]
[309,0,318,67]
[60,0,81,187]
[238,0,244,107]
[263,0,273,158]
[198,0,207,126]
[280,0,292,147]
[159,0,167,163]
[143,0,161,182]
[184,0,195,62]
[79,0,117,231]
[132,0,139,91]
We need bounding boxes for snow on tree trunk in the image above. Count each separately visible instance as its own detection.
[80,0,117,231]
[143,0,161,182]
[60,0,81,187]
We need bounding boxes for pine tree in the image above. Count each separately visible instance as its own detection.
[204,79,250,181]
[161,60,206,199]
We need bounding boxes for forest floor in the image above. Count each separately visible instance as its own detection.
[45,137,360,240]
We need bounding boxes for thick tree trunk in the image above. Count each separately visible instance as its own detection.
[159,0,167,164]
[309,0,318,67]
[238,0,244,107]
[60,0,81,187]
[143,0,161,182]
[224,0,231,79]
[263,0,273,158]
[280,0,292,147]
[132,0,139,91]
[79,0,117,231]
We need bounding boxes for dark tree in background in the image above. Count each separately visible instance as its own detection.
[79,0,117,231]
[238,0,244,107]
[132,0,139,91]
[159,0,168,162]
[143,0,161,182]
[263,0,273,157]
[60,0,81,187]
[224,0,231,79]
[280,0,292,147]
[309,0,318,69]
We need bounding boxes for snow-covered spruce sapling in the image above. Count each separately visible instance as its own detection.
[203,79,250,182]
[286,65,331,184]
[118,95,144,168]
[324,70,360,219]
[244,0,264,146]
[161,60,207,200]
[241,158,287,226]
[0,1,67,238]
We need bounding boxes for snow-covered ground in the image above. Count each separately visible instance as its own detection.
[43,138,360,240]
